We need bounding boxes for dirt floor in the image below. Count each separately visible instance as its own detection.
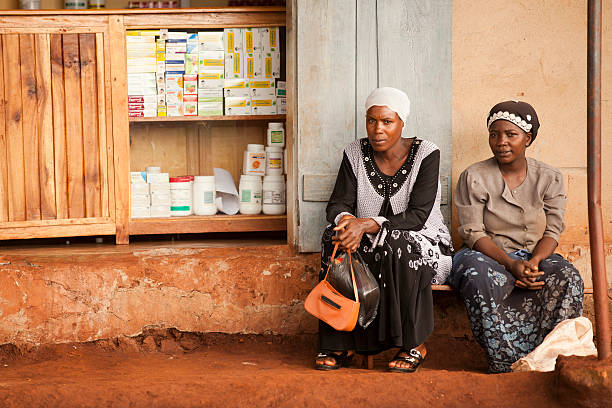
[0,330,580,408]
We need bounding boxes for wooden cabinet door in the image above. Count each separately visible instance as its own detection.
[0,19,117,240]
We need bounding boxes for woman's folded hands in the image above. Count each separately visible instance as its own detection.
[508,259,545,290]
[332,215,380,252]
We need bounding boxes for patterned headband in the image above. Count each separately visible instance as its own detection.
[487,110,533,133]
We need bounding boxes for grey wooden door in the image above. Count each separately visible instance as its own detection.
[293,0,452,252]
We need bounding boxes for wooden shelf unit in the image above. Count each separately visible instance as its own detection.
[130,214,287,235]
[0,8,292,244]
[129,114,286,123]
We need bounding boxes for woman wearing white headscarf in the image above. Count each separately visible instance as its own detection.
[315,87,453,372]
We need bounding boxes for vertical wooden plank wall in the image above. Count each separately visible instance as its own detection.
[0,31,111,228]
[0,37,7,222]
[79,33,102,218]
[35,34,57,220]
[50,34,69,220]
[3,35,26,222]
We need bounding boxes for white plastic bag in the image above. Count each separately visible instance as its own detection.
[511,317,598,372]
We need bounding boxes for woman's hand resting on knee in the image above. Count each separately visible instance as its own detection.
[332,215,380,252]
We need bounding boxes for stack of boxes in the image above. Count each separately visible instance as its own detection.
[130,169,171,218]
[165,31,187,116]
[127,31,158,117]
[198,32,224,116]
[126,28,284,118]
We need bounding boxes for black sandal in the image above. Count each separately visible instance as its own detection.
[388,349,424,373]
[315,351,353,371]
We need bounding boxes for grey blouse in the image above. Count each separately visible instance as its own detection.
[455,157,566,253]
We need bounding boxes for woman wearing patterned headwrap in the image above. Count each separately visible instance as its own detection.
[314,87,453,372]
[450,101,584,373]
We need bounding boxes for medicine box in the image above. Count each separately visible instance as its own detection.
[224,52,243,79]
[224,28,243,54]
[224,97,251,116]
[224,78,250,97]
[165,74,183,91]
[183,95,198,116]
[243,28,263,54]
[251,97,277,115]
[276,80,286,96]
[131,171,147,184]
[183,75,198,95]
[245,53,263,79]
[167,104,184,116]
[261,27,280,52]
[264,52,281,79]
[249,79,275,97]
[276,97,287,114]
[185,54,199,75]
[198,103,223,116]
[147,173,170,184]
[166,90,184,104]
[199,51,225,71]
[198,31,224,51]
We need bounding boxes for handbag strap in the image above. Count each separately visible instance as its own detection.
[323,242,359,302]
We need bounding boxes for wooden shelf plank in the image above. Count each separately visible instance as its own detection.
[129,214,287,235]
[129,114,286,123]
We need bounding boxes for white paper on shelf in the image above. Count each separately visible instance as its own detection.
[213,168,239,215]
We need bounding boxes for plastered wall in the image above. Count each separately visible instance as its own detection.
[452,0,611,285]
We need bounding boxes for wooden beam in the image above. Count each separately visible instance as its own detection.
[129,215,287,235]
[108,15,130,244]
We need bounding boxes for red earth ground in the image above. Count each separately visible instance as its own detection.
[1,329,596,408]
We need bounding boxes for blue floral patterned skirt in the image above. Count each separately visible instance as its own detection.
[449,248,584,373]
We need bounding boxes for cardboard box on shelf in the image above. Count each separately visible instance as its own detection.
[224,52,243,79]
[224,78,250,97]
[130,206,151,219]
[166,90,184,104]
[249,79,275,97]
[251,97,277,115]
[183,95,198,116]
[223,28,243,54]
[156,39,165,51]
[128,95,157,104]
[198,31,224,51]
[243,28,262,54]
[225,97,251,116]
[167,104,184,117]
[199,51,225,71]
[147,173,170,184]
[130,183,149,194]
[245,52,263,79]
[128,110,158,117]
[157,105,167,117]
[276,97,286,114]
[261,27,280,52]
[198,104,223,116]
[276,80,286,97]
[167,31,188,40]
[185,54,198,75]
[131,193,151,207]
[198,71,224,89]
[128,102,158,111]
[264,52,281,79]
[165,74,184,91]
[131,171,147,184]
[183,74,198,95]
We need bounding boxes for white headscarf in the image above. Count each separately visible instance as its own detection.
[364,87,410,124]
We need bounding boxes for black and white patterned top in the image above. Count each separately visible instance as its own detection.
[326,137,451,248]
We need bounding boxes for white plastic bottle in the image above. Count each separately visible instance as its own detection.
[193,176,217,215]
[265,146,283,176]
[267,122,285,148]
[262,175,286,215]
[239,175,262,215]
[170,176,193,216]
[243,144,266,176]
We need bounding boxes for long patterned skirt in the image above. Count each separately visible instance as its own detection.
[317,225,452,354]
[449,248,584,373]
